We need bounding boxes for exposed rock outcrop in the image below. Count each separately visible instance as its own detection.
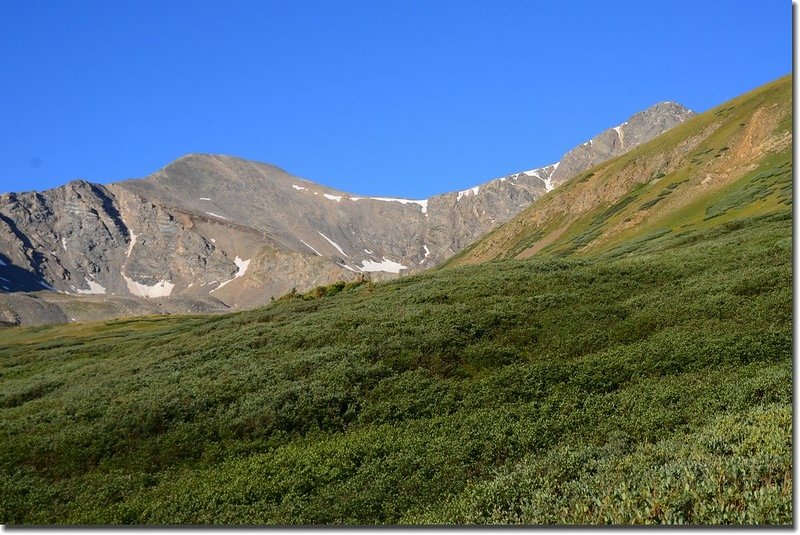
[0,101,694,324]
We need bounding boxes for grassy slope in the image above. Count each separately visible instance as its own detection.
[444,75,791,267]
[0,77,792,525]
[0,210,791,524]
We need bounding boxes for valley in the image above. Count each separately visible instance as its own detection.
[0,75,792,524]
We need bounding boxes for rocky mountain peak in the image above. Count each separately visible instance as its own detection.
[0,100,695,325]
[550,102,695,187]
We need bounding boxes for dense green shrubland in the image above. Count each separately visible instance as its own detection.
[0,209,792,524]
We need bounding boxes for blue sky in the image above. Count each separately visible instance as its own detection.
[0,0,790,198]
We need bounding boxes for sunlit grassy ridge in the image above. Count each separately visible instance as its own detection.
[445,75,791,266]
[0,203,791,523]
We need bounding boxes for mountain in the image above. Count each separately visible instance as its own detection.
[446,75,790,266]
[548,102,697,188]
[0,76,790,524]
[0,102,693,326]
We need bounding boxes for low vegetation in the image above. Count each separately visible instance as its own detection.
[444,75,791,267]
[0,201,791,523]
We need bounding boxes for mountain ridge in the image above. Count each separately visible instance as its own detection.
[445,75,790,267]
[0,100,694,325]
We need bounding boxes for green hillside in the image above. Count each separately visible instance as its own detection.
[0,211,791,524]
[0,77,792,525]
[445,75,791,267]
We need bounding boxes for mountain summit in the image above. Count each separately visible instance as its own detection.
[447,76,790,266]
[0,101,693,325]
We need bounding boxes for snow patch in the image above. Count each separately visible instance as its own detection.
[76,278,107,295]
[317,231,348,257]
[457,186,480,201]
[370,197,429,214]
[38,280,57,291]
[61,237,68,251]
[364,248,374,255]
[126,232,138,258]
[420,244,431,264]
[300,239,322,256]
[340,263,358,273]
[210,238,216,243]
[235,257,250,275]
[350,196,428,214]
[199,197,211,201]
[0,258,6,266]
[213,256,251,291]
[291,185,308,191]
[532,162,560,192]
[0,276,8,282]
[206,212,229,220]
[323,193,342,202]
[360,257,407,274]
[614,122,627,146]
[122,274,175,298]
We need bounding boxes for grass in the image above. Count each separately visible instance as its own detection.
[0,201,792,524]
[0,75,792,526]
[704,158,792,220]
[541,93,791,257]
[637,179,685,211]
[443,75,791,267]
[560,193,638,253]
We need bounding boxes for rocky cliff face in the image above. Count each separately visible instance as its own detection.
[550,102,695,187]
[0,101,693,324]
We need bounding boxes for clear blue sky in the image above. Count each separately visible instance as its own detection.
[0,0,790,198]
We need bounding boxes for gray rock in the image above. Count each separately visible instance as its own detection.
[0,101,694,323]
[550,102,695,187]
